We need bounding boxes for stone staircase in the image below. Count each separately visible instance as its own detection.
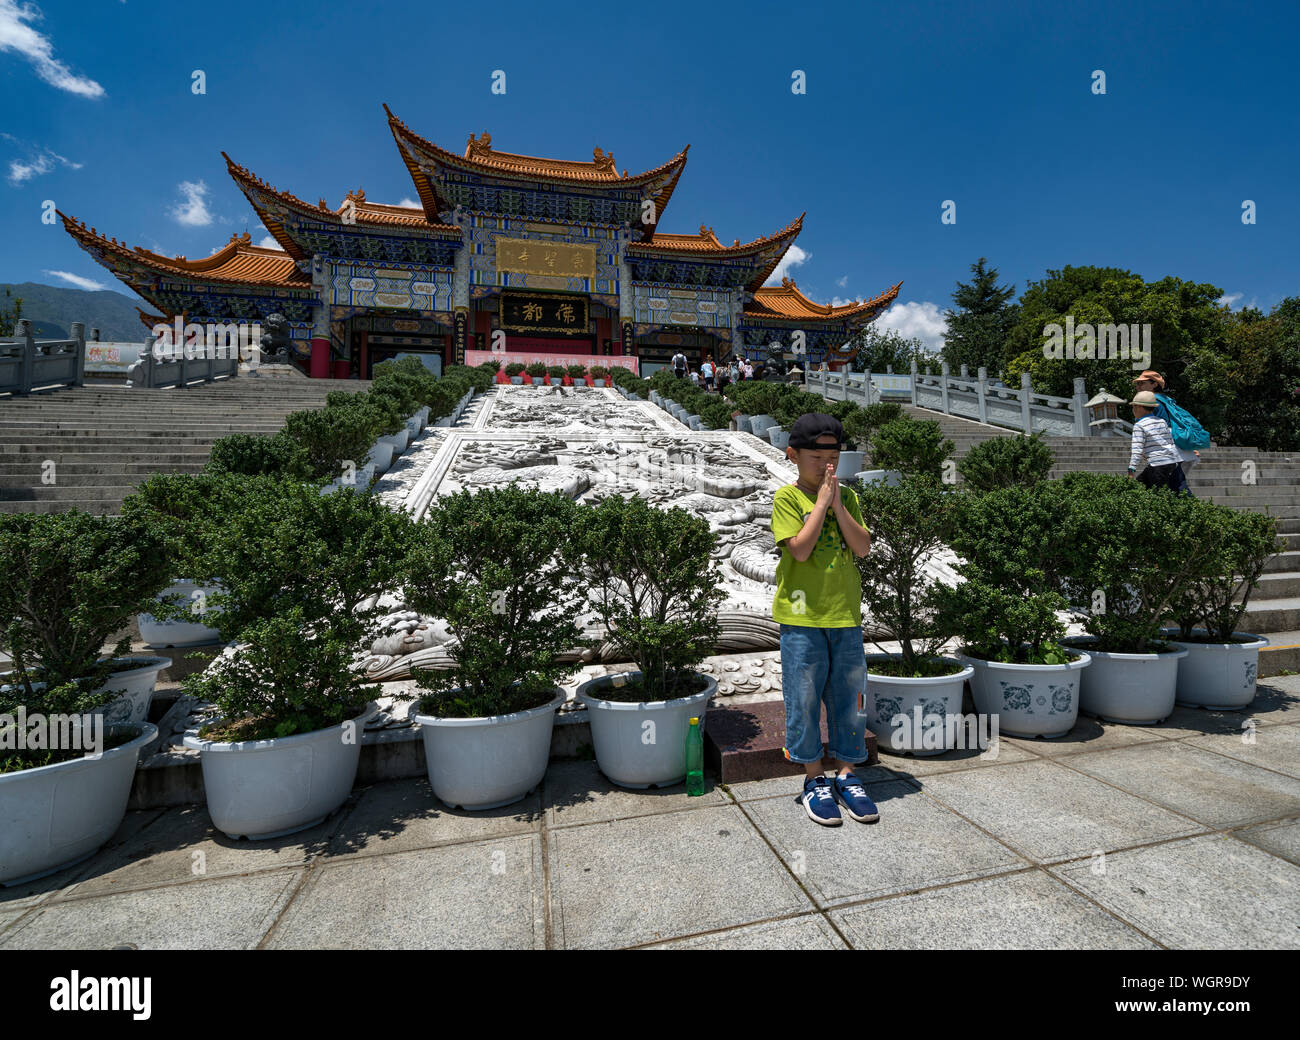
[903,405,1300,677]
[0,376,370,515]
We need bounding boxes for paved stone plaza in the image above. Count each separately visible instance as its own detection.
[2,673,1297,950]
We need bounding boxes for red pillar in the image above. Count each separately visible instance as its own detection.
[310,338,329,378]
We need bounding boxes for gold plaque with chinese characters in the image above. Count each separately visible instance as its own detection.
[496,238,597,279]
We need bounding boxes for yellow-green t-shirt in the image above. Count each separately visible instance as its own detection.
[770,483,866,628]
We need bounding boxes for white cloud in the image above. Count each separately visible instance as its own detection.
[1217,292,1243,307]
[395,197,419,208]
[836,275,848,288]
[765,245,810,285]
[831,296,853,307]
[169,180,213,227]
[874,300,948,354]
[0,1,105,98]
[3,136,82,186]
[44,269,106,290]
[257,234,279,249]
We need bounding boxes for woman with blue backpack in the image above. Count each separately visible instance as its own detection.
[1132,369,1209,478]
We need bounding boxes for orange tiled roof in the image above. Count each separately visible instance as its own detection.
[746,278,903,322]
[60,216,310,288]
[629,215,804,292]
[383,105,688,234]
[223,154,460,258]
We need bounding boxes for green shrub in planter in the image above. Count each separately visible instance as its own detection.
[933,482,1074,663]
[444,363,493,394]
[825,399,859,424]
[590,365,609,381]
[870,417,954,482]
[843,402,903,451]
[281,406,377,483]
[566,363,588,379]
[0,512,172,723]
[547,365,565,379]
[773,390,830,428]
[205,431,307,478]
[402,486,594,717]
[578,497,725,701]
[853,477,962,676]
[698,398,735,430]
[957,432,1055,492]
[505,362,526,377]
[182,481,417,740]
[324,390,404,438]
[1170,503,1280,641]
[1055,472,1218,653]
[526,362,547,378]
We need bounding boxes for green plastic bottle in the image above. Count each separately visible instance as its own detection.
[685,716,705,796]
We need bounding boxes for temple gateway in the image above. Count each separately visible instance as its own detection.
[62,107,901,378]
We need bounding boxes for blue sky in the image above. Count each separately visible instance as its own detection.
[2,0,1296,349]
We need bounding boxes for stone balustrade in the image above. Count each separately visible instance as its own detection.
[0,319,86,396]
[126,334,241,389]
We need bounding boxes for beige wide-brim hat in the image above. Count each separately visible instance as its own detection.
[1130,390,1159,407]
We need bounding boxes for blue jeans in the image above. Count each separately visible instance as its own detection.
[780,623,869,765]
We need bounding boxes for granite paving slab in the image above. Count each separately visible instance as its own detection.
[1233,819,1300,866]
[1184,722,1300,779]
[724,765,898,802]
[644,913,848,949]
[742,779,1028,908]
[265,835,545,950]
[1051,834,1300,949]
[543,759,727,829]
[915,759,1209,864]
[875,738,1038,778]
[0,807,165,910]
[48,805,341,902]
[325,778,540,860]
[547,803,812,948]
[0,869,302,950]
[1149,704,1277,740]
[998,715,1173,758]
[831,869,1160,950]
[1061,742,1300,829]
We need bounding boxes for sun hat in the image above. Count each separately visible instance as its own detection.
[1130,390,1159,407]
[1132,370,1165,389]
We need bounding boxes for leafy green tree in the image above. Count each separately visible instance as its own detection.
[0,288,22,337]
[942,258,1019,375]
[846,323,938,374]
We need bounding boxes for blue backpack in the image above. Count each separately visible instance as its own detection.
[1155,393,1210,450]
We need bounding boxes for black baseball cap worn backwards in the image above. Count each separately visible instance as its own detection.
[788,413,844,449]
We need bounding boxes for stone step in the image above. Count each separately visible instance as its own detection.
[0,451,214,466]
[0,498,119,514]
[0,467,207,487]
[1252,573,1300,599]
[0,484,140,502]
[704,699,879,783]
[1258,631,1300,677]
[1239,597,1300,634]
[1264,551,1300,573]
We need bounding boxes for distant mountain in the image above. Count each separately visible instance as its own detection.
[1,282,149,343]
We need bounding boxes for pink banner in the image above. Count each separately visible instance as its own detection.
[467,349,638,374]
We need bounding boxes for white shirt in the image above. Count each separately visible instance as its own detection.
[689,371,699,385]
[672,353,686,370]
[1130,414,1182,470]
[701,362,713,378]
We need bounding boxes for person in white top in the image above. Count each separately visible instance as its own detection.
[1128,391,1190,495]
[672,352,687,378]
[1133,370,1200,474]
[689,367,700,387]
[700,359,715,391]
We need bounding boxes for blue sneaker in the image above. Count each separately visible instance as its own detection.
[799,776,842,826]
[832,772,880,823]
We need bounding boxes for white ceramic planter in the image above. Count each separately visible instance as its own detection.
[378,429,409,454]
[366,439,395,475]
[183,703,376,840]
[575,671,716,788]
[138,580,224,647]
[687,416,702,430]
[835,451,865,479]
[415,406,430,426]
[958,649,1091,738]
[863,655,975,756]
[748,414,778,437]
[510,376,524,384]
[0,722,158,886]
[434,416,453,428]
[1066,637,1188,724]
[733,414,752,433]
[86,656,172,725]
[405,416,422,439]
[856,469,902,487]
[414,687,564,811]
[767,427,791,449]
[1162,629,1269,709]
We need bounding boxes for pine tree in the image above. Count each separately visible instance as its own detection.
[942,258,1018,376]
[0,288,22,337]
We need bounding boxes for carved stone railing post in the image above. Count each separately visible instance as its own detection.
[17,318,35,395]
[1072,377,1089,436]
[940,361,951,415]
[71,322,86,388]
[1020,371,1033,434]
[976,366,988,425]
[909,358,918,406]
